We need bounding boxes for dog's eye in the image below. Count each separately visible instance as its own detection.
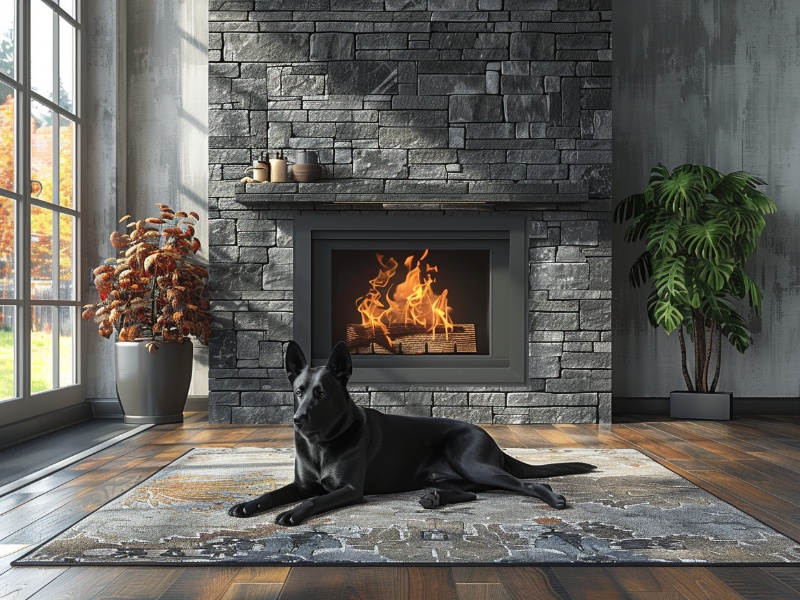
[294,389,303,396]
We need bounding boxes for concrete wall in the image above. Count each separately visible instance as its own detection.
[83,0,209,400]
[613,0,800,398]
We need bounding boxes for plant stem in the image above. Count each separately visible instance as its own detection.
[711,327,722,392]
[692,310,702,392]
[678,326,694,391]
[702,319,714,393]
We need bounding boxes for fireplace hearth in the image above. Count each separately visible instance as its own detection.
[294,215,527,384]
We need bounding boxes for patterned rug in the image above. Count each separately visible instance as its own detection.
[16,447,800,566]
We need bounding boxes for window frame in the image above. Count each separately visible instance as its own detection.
[0,0,83,421]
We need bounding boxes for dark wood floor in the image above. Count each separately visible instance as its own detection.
[1,414,799,599]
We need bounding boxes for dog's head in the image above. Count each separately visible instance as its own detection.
[284,340,354,441]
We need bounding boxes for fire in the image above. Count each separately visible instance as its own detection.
[356,249,455,345]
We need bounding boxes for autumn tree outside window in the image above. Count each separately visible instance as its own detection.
[0,0,80,404]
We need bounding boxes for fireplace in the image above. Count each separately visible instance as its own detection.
[294,215,527,384]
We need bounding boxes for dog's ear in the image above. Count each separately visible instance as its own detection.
[325,341,353,384]
[284,341,308,381]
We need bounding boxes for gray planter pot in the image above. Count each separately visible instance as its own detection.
[670,390,732,421]
[115,340,193,424]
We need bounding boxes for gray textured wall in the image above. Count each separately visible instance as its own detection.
[83,0,209,399]
[613,0,800,398]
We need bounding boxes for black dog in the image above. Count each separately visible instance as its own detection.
[228,341,596,526]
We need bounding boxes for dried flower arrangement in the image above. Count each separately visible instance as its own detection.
[82,204,211,353]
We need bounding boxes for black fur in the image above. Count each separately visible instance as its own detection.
[228,341,596,526]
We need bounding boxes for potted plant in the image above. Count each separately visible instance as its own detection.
[614,164,776,420]
[82,204,211,423]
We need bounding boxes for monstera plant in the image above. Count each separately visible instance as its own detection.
[82,204,210,424]
[614,164,776,396]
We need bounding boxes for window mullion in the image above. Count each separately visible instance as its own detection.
[19,0,31,399]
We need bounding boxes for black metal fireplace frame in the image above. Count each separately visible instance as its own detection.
[293,215,528,384]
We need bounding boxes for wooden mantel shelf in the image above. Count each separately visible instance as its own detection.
[234,179,589,208]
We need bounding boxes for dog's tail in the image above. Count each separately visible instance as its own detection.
[502,452,596,479]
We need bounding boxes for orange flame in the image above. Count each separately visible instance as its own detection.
[356,249,455,343]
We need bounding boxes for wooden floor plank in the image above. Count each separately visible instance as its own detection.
[0,565,66,600]
[494,566,571,600]
[660,567,748,600]
[27,567,126,600]
[407,566,459,600]
[707,566,800,599]
[341,566,408,600]
[155,567,240,600]
[279,566,347,600]
[219,582,283,600]
[552,567,635,600]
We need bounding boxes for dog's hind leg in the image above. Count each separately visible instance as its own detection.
[419,483,477,509]
[446,433,569,509]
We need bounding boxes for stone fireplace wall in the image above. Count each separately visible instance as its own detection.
[208,0,612,424]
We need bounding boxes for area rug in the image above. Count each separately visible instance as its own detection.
[16,447,800,566]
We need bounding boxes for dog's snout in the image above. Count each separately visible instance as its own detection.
[293,413,308,428]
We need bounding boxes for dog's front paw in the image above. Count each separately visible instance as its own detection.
[419,491,440,509]
[228,501,262,518]
[547,494,567,510]
[275,509,304,526]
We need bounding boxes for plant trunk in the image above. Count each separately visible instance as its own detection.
[711,327,722,392]
[702,319,715,393]
[678,326,694,391]
[692,310,705,392]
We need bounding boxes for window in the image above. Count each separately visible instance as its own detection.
[0,0,80,406]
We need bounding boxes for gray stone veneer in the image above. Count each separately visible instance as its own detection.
[208,0,612,424]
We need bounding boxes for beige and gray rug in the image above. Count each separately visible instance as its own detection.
[16,447,800,566]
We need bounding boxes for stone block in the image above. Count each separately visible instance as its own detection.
[310,32,354,60]
[209,219,236,246]
[357,33,407,50]
[588,256,612,291]
[557,33,609,49]
[469,392,506,407]
[529,355,560,378]
[449,95,504,123]
[223,33,310,62]
[379,110,449,127]
[328,61,398,95]
[529,342,563,357]
[381,405,432,418]
[281,74,324,96]
[371,391,405,406]
[434,392,468,406]
[506,392,596,407]
[561,220,599,245]
[503,95,549,122]
[486,70,500,94]
[501,75,544,95]
[379,127,449,149]
[208,406,231,423]
[241,391,294,406]
[237,331,261,360]
[580,299,611,330]
[209,109,249,137]
[510,32,555,60]
[449,127,466,148]
[593,109,611,139]
[581,88,611,109]
[232,406,292,424]
[259,341,284,368]
[267,312,293,341]
[209,391,240,406]
[432,407,493,423]
[530,262,589,290]
[561,352,611,369]
[210,264,263,291]
[418,74,486,95]
[352,149,408,178]
[529,311,580,332]
[406,391,433,406]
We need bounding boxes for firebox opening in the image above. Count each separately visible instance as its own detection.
[331,249,490,356]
